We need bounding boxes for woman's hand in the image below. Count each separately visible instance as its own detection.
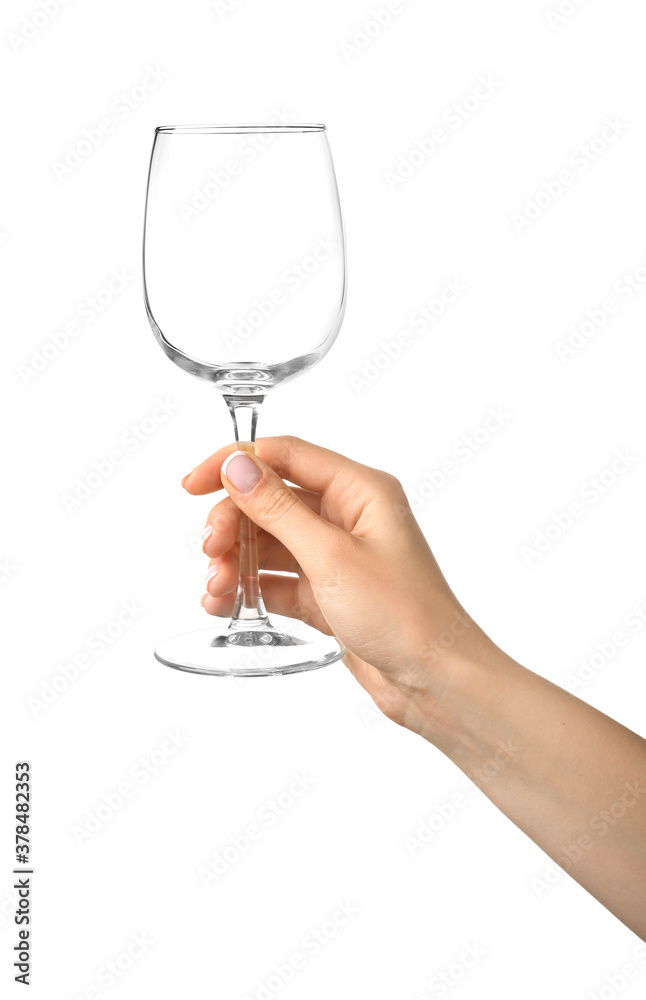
[182,434,486,740]
[184,434,646,940]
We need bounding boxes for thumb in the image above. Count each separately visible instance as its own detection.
[220,449,342,577]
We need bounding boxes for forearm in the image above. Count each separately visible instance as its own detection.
[414,629,646,939]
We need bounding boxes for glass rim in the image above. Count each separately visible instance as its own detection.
[155,123,326,135]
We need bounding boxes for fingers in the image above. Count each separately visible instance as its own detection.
[184,435,372,502]
[203,533,302,603]
[184,435,410,538]
[202,573,297,618]
[203,552,239,602]
[202,572,331,635]
[218,448,350,581]
[201,488,320,560]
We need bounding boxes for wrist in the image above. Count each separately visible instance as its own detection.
[403,610,506,756]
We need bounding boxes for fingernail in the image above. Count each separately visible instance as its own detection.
[200,592,208,607]
[205,564,219,588]
[182,469,195,487]
[201,525,213,548]
[221,451,262,493]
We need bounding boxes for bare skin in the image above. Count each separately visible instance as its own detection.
[183,435,646,940]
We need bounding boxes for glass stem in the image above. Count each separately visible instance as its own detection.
[224,394,269,631]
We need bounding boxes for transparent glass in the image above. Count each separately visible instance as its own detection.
[143,123,347,675]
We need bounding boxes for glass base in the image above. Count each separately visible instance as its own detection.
[154,613,345,676]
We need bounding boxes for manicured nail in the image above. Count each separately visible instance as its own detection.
[181,469,195,487]
[221,451,262,493]
[205,564,219,588]
[200,592,208,607]
[201,525,213,547]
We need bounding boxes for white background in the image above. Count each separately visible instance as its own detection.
[2,0,646,997]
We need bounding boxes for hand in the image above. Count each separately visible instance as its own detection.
[182,435,487,737]
[183,435,646,939]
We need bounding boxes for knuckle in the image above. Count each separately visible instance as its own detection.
[209,495,233,519]
[380,470,403,492]
[370,468,404,497]
[391,494,413,524]
[207,506,234,536]
[257,486,299,524]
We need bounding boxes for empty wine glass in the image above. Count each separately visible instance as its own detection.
[143,123,347,675]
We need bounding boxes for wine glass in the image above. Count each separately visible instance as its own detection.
[142,123,347,675]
